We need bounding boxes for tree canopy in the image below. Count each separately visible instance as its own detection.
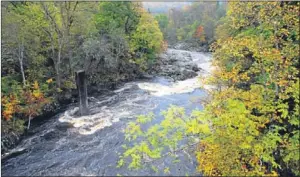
[120,2,299,176]
[1,2,164,133]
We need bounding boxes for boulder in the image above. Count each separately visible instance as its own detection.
[154,48,203,81]
[192,64,200,72]
[179,69,197,80]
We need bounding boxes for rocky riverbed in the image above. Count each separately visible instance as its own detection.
[150,48,211,82]
[2,48,213,176]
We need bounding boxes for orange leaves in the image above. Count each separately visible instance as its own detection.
[278,79,289,87]
[22,81,48,118]
[1,81,48,121]
[194,25,206,42]
[195,25,204,37]
[1,94,20,121]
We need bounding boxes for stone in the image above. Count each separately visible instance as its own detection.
[192,64,200,72]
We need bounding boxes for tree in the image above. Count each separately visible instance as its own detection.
[130,9,164,69]
[162,2,226,46]
[95,2,141,36]
[40,2,79,89]
[1,2,166,144]
[21,81,49,129]
[194,25,206,42]
[205,2,299,175]
[2,3,30,86]
[154,14,168,37]
[120,2,299,176]
[198,2,299,176]
[2,94,20,123]
[2,2,54,87]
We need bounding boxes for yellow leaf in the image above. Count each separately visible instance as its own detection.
[33,81,39,90]
[46,78,53,83]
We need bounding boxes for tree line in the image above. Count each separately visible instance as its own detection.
[154,2,226,48]
[120,2,299,176]
[1,2,164,134]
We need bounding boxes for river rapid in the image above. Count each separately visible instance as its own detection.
[1,49,212,176]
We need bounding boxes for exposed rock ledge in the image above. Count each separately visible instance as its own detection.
[149,49,202,81]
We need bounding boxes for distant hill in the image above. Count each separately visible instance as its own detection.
[142,2,192,14]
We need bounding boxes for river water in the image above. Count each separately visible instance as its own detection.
[1,49,212,176]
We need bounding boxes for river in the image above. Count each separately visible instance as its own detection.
[1,49,212,176]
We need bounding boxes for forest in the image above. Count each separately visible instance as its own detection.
[1,1,164,136]
[1,1,299,176]
[154,1,226,50]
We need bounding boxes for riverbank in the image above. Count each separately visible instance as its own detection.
[2,48,212,176]
[1,47,211,156]
[169,42,210,52]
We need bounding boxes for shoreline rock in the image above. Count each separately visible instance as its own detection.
[150,48,202,81]
[1,47,206,155]
[170,42,210,52]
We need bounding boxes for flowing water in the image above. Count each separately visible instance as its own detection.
[1,49,212,176]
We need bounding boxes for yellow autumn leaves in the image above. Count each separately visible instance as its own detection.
[2,80,51,122]
[197,1,299,176]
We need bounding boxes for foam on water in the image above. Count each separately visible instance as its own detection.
[58,49,213,135]
[2,48,213,176]
[58,93,155,135]
[137,50,214,96]
[59,107,115,135]
[137,77,201,96]
[59,106,137,135]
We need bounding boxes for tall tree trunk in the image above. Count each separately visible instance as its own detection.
[18,41,26,86]
[56,41,62,89]
[27,115,31,130]
[274,23,279,97]
[67,33,73,76]
[68,47,73,76]
[51,40,56,71]
[124,16,129,34]
[65,2,72,76]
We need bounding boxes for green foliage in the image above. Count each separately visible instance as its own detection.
[1,80,50,131]
[154,14,168,37]
[1,76,23,96]
[202,2,299,176]
[95,2,140,35]
[118,106,203,171]
[120,2,299,176]
[163,167,170,174]
[151,165,159,173]
[130,9,164,69]
[164,2,226,45]
[1,2,164,135]
[1,119,25,135]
